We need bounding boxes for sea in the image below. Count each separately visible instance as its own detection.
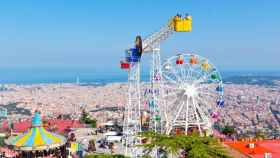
[0,68,279,86]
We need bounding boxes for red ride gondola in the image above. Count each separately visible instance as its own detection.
[120,60,130,69]
[176,54,184,64]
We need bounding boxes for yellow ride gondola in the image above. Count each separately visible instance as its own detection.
[173,14,192,32]
[201,60,211,71]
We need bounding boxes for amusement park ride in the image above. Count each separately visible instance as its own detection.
[120,14,224,157]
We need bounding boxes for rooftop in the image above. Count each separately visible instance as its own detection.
[224,140,280,158]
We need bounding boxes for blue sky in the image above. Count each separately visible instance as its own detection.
[0,0,279,73]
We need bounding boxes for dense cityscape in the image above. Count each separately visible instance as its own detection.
[0,77,279,137]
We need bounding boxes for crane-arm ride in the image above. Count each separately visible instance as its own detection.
[120,14,192,69]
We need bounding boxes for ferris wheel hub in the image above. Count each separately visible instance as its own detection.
[183,84,198,97]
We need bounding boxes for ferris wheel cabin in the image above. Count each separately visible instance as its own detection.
[201,60,211,71]
[211,73,221,81]
[216,85,224,93]
[211,111,220,119]
[189,55,198,65]
[176,54,184,64]
[217,98,225,107]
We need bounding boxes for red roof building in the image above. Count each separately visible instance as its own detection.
[224,140,280,158]
[1,119,85,133]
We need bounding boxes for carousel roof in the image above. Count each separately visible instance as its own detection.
[5,112,66,151]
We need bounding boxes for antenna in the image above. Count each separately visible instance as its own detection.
[76,76,80,85]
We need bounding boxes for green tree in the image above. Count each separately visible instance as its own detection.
[80,109,90,123]
[89,119,97,128]
[0,137,5,147]
[221,125,235,136]
[80,109,97,128]
[140,131,232,158]
[255,130,266,140]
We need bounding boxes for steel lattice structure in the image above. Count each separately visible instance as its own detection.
[121,15,192,157]
[123,61,142,156]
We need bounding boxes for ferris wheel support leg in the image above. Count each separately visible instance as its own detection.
[194,97,211,126]
[191,96,202,136]
[195,96,214,134]
[167,101,185,135]
[163,99,169,134]
[185,96,189,135]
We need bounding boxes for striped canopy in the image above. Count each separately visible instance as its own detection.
[5,112,66,151]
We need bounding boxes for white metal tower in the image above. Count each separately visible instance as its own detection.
[123,61,142,156]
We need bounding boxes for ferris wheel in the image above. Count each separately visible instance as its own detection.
[157,53,224,135]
